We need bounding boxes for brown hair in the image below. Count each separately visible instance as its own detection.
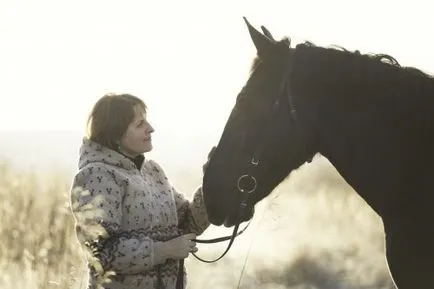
[87,93,147,150]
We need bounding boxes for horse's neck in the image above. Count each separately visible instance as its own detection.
[293,45,434,217]
[316,97,434,218]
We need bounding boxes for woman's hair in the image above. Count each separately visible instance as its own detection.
[87,93,147,150]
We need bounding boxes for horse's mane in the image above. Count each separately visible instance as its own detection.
[302,41,432,79]
[249,38,432,79]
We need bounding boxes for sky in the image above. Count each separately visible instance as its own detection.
[0,0,433,171]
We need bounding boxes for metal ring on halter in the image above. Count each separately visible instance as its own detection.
[237,174,257,194]
[251,157,259,166]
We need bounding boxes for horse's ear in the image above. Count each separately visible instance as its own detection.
[260,25,276,42]
[243,17,275,57]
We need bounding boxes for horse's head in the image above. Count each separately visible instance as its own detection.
[203,18,316,227]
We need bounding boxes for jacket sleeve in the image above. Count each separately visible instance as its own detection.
[174,186,210,235]
[149,161,210,235]
[71,165,165,275]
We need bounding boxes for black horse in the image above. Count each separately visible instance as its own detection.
[202,18,434,288]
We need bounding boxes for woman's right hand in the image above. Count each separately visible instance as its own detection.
[155,233,197,261]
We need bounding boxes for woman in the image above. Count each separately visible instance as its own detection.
[70,93,211,289]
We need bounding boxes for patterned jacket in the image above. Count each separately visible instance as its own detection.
[70,138,209,289]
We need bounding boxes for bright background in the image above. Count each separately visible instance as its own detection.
[1,0,433,173]
[0,2,432,288]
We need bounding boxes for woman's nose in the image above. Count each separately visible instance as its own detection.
[147,123,155,133]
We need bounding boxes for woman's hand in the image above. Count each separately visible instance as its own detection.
[155,233,198,261]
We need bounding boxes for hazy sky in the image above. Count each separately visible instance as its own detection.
[1,0,433,170]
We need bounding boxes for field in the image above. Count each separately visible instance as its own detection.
[0,156,396,288]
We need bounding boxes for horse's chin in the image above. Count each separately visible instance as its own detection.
[223,207,255,227]
[207,214,225,226]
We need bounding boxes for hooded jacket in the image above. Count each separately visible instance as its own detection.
[71,138,209,289]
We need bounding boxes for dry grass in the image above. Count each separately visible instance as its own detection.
[0,157,396,288]
[0,161,86,288]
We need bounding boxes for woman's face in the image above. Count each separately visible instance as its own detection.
[119,105,154,157]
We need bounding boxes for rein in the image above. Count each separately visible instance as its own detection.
[191,175,256,263]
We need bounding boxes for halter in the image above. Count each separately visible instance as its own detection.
[192,49,299,263]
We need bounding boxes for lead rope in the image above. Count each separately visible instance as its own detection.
[235,226,256,289]
[235,190,283,289]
